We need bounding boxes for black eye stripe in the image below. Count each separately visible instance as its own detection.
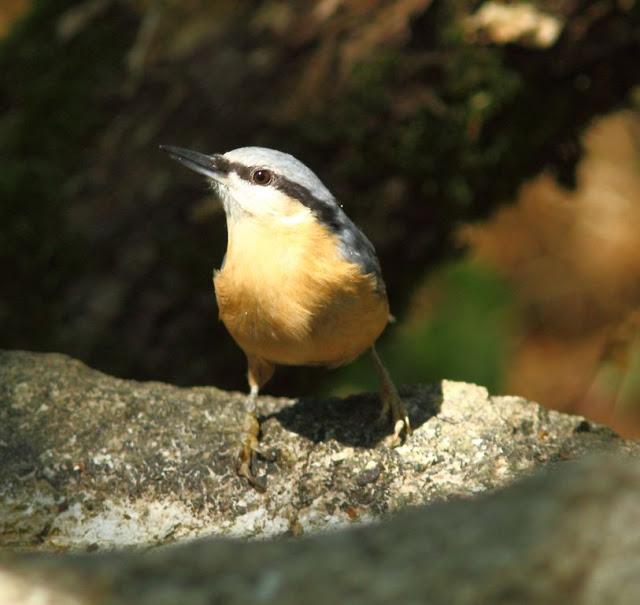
[211,155,233,173]
[219,159,341,230]
[211,157,252,181]
[275,177,343,231]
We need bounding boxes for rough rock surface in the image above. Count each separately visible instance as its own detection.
[1,350,637,553]
[1,456,640,604]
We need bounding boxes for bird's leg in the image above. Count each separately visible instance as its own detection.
[236,384,261,489]
[370,346,411,446]
[236,355,274,491]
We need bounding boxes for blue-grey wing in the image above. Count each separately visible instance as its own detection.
[334,210,386,296]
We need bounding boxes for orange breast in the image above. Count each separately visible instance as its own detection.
[213,214,388,367]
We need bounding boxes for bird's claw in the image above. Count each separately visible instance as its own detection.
[380,415,411,448]
[236,412,267,492]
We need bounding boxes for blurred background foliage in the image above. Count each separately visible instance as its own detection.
[1,0,640,434]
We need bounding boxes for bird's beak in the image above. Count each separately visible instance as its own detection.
[160,145,225,181]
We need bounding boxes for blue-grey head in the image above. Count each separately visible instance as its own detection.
[160,145,339,224]
[160,145,384,287]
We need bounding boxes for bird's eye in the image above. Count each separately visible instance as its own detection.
[251,169,273,186]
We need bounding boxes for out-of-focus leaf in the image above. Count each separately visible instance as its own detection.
[465,2,563,48]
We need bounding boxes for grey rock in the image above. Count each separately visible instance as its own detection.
[1,455,639,604]
[1,350,636,553]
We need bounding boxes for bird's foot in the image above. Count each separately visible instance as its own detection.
[370,346,412,447]
[377,392,412,448]
[235,411,267,492]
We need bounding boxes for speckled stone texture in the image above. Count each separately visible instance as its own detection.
[1,456,640,604]
[1,350,640,603]
[1,350,636,553]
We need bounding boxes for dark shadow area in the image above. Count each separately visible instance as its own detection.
[268,383,443,448]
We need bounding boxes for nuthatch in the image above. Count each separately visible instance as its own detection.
[161,145,411,488]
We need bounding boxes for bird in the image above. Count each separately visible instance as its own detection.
[161,144,411,488]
